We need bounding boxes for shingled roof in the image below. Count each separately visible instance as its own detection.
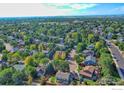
[56,71,70,81]
[79,66,95,78]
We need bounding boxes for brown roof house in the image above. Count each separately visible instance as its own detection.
[79,66,98,81]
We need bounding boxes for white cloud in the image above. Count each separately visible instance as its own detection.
[69,4,97,10]
[114,6,124,12]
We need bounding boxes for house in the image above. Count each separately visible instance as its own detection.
[56,71,72,85]
[42,50,49,54]
[10,47,19,53]
[83,56,96,66]
[118,37,124,42]
[18,60,24,64]
[83,50,94,56]
[48,50,54,59]
[70,72,80,80]
[45,63,56,76]
[0,54,2,61]
[60,38,64,44]
[4,43,13,52]
[36,65,46,77]
[68,49,76,60]
[18,40,25,47]
[13,64,25,71]
[36,63,56,77]
[87,44,94,50]
[79,66,98,80]
[34,39,40,44]
[0,63,2,70]
[29,50,37,56]
[107,32,113,40]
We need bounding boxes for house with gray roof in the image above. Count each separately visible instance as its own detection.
[56,71,72,85]
[13,64,25,71]
[83,56,96,66]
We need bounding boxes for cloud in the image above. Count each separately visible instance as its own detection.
[114,6,124,12]
[0,3,98,17]
[46,3,97,10]
[43,3,98,16]
[68,4,97,10]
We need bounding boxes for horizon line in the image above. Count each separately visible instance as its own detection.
[0,14,124,18]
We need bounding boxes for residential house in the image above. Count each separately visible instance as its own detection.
[36,63,55,77]
[60,38,64,44]
[87,44,94,50]
[29,50,37,56]
[56,71,72,85]
[42,50,49,54]
[70,72,80,80]
[34,39,40,44]
[45,63,56,76]
[83,49,94,56]
[79,66,98,80]
[83,56,96,66]
[48,50,54,59]
[107,32,113,40]
[10,47,19,52]
[36,65,46,77]
[18,60,24,64]
[68,49,76,60]
[0,54,2,61]
[18,39,25,47]
[118,37,124,42]
[4,43,13,52]
[13,64,25,71]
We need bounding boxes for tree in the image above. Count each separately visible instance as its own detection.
[54,52,59,60]
[117,80,124,85]
[49,76,56,84]
[61,52,66,60]
[52,60,69,72]
[27,75,33,85]
[33,52,45,59]
[30,44,36,51]
[24,65,36,77]
[95,41,103,50]
[76,43,86,53]
[40,76,46,85]
[0,68,14,85]
[39,58,49,65]
[1,54,8,61]
[24,56,34,66]
[0,40,5,52]
[75,54,84,64]
[71,32,82,43]
[38,43,43,52]
[12,71,25,85]
[118,43,124,51]
[11,51,21,63]
[54,51,66,60]
[99,52,119,79]
[88,34,94,42]
[100,48,109,54]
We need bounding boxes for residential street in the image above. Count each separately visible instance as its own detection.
[107,41,124,79]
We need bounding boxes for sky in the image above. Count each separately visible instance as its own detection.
[0,3,124,17]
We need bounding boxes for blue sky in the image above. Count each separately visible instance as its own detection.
[0,3,124,17]
[44,3,124,16]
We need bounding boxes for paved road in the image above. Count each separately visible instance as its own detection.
[107,41,124,79]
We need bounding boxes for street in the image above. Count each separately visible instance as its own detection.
[107,41,124,79]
